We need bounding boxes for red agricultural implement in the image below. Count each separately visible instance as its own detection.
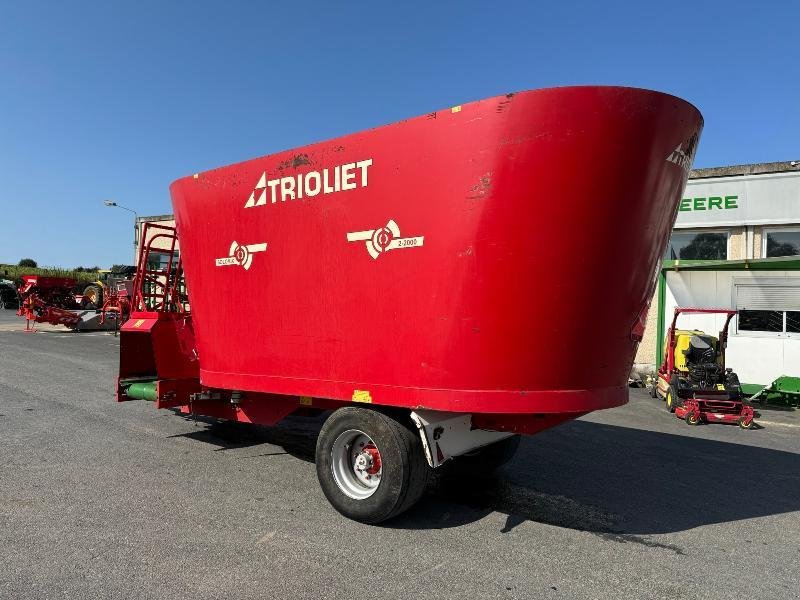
[17,275,82,330]
[116,86,703,522]
[17,274,134,332]
[651,308,756,428]
[98,279,134,328]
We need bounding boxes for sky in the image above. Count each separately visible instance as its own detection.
[1,1,797,268]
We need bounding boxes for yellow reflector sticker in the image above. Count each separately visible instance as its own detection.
[299,396,313,406]
[717,384,725,390]
[133,319,145,328]
[352,390,372,403]
[451,105,461,113]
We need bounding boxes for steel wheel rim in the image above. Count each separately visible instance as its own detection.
[331,429,383,500]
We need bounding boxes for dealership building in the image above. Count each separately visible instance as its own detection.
[635,160,800,390]
[137,161,800,390]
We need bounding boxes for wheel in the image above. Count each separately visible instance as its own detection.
[685,412,701,426]
[82,284,103,309]
[725,372,743,400]
[665,385,679,413]
[452,435,521,474]
[738,416,753,429]
[315,407,430,524]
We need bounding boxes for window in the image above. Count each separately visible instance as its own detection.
[738,310,784,332]
[146,250,179,271]
[787,311,800,333]
[735,280,800,336]
[764,229,800,258]
[664,230,729,260]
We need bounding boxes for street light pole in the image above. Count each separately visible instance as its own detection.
[104,200,139,263]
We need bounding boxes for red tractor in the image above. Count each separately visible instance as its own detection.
[651,308,755,428]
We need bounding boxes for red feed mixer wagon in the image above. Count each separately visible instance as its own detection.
[117,86,703,523]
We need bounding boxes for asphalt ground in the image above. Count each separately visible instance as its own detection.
[1,308,798,600]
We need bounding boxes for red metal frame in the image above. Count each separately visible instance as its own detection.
[132,222,185,313]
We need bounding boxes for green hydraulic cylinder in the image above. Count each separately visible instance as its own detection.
[126,381,157,401]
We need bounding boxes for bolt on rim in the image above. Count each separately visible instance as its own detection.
[330,429,383,500]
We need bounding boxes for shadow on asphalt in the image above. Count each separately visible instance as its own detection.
[172,413,800,540]
[170,412,322,462]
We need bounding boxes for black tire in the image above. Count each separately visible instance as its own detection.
[686,412,701,426]
[665,385,679,413]
[726,371,743,400]
[738,416,753,430]
[315,407,430,524]
[82,284,103,309]
[448,435,521,477]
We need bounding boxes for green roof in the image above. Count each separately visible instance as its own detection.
[662,256,800,272]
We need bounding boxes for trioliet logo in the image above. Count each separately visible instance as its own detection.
[245,159,373,208]
[666,132,699,173]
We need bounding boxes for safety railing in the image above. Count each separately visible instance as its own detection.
[133,222,187,313]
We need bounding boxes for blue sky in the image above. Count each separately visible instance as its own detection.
[1,1,797,267]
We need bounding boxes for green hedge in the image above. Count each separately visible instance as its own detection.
[0,265,100,285]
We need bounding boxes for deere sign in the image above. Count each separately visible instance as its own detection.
[679,195,739,211]
[675,170,799,228]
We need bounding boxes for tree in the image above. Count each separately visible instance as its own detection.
[18,258,37,268]
[766,237,799,258]
[678,233,727,260]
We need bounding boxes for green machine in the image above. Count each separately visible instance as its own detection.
[749,376,800,408]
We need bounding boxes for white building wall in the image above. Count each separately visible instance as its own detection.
[664,270,800,386]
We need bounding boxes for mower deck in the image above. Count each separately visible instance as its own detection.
[674,395,755,428]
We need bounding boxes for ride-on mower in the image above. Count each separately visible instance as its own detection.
[651,307,756,429]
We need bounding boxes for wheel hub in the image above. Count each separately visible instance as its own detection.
[356,444,382,475]
[331,430,383,500]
